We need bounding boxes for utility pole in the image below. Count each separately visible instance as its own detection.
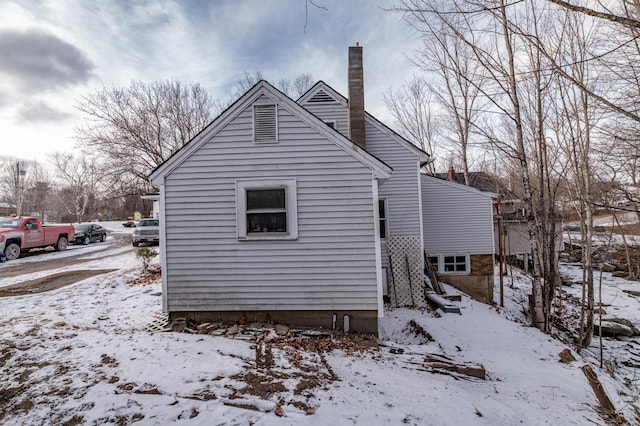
[495,197,504,307]
[15,162,26,217]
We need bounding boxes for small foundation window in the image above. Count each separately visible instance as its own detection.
[429,254,469,274]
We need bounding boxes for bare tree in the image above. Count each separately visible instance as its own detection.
[75,79,214,193]
[546,0,640,29]
[384,75,439,173]
[51,153,102,223]
[414,21,489,184]
[396,0,568,332]
[216,71,315,114]
[0,160,32,216]
[278,73,315,99]
[233,70,264,98]
[549,9,606,348]
[21,164,52,220]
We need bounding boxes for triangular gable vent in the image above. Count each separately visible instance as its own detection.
[254,104,277,143]
[308,90,336,103]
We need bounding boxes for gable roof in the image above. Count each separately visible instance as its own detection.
[298,81,431,163]
[434,171,519,201]
[149,80,392,184]
[421,174,497,199]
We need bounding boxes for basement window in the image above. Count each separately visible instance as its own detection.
[427,255,439,272]
[444,255,467,272]
[253,104,277,143]
[236,178,298,240]
[429,254,469,274]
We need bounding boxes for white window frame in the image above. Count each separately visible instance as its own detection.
[427,255,439,273]
[324,120,337,130]
[429,253,470,274]
[378,198,388,239]
[236,178,298,241]
[253,103,278,144]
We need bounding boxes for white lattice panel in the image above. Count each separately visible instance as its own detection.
[387,235,426,307]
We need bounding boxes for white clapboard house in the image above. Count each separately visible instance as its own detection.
[150,46,493,333]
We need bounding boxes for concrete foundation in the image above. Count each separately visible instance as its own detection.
[169,310,379,335]
[439,254,495,304]
[440,275,494,304]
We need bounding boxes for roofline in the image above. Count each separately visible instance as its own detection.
[299,81,430,162]
[421,173,498,199]
[150,80,392,183]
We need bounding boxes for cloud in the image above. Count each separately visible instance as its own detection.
[16,100,73,124]
[0,28,94,92]
[0,89,9,108]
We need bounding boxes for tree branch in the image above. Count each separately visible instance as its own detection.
[546,0,640,29]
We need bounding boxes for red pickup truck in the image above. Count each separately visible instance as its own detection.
[0,216,75,261]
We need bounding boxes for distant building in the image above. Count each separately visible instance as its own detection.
[0,202,15,216]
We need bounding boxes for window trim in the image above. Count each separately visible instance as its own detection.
[253,103,278,144]
[428,253,469,275]
[378,198,388,239]
[324,120,337,130]
[236,178,298,241]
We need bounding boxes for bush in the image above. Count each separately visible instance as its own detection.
[135,247,158,273]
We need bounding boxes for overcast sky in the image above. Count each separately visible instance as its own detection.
[0,0,422,163]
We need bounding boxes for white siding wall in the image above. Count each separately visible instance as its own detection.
[303,101,349,135]
[421,175,495,254]
[163,100,379,312]
[303,100,423,267]
[365,121,422,236]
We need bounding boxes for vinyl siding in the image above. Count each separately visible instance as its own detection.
[303,99,423,267]
[162,99,379,312]
[365,121,421,236]
[421,175,495,255]
[300,99,349,136]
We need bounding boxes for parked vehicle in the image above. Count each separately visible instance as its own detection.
[0,216,75,260]
[122,217,136,228]
[132,218,160,247]
[72,223,107,245]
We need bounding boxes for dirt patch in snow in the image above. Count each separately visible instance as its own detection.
[0,234,131,278]
[0,269,117,297]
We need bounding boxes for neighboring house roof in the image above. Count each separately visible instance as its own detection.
[421,174,497,199]
[298,81,431,163]
[434,171,519,201]
[150,80,392,183]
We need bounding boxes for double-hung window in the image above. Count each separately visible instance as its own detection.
[236,178,298,240]
[378,199,387,239]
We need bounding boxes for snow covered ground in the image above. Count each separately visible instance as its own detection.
[0,221,637,425]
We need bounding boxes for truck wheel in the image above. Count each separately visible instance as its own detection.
[55,236,68,252]
[83,236,90,245]
[132,241,139,247]
[4,243,20,260]
[100,234,106,242]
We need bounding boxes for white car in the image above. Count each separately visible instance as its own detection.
[132,219,160,247]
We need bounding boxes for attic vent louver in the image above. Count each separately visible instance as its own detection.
[308,90,335,103]
[254,104,277,143]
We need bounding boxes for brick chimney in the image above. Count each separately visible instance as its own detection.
[348,43,366,149]
[448,164,456,181]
